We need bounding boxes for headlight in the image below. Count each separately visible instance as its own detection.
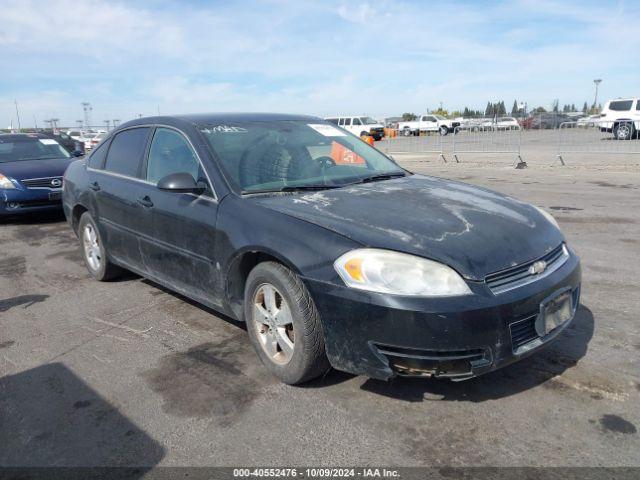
[534,206,559,229]
[0,173,16,189]
[334,248,471,297]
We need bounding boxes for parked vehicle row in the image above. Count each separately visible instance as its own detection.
[397,114,460,136]
[57,113,581,386]
[324,116,386,140]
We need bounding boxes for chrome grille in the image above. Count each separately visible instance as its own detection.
[485,244,569,295]
[21,177,63,189]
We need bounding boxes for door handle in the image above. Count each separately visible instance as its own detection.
[90,181,101,191]
[137,196,154,208]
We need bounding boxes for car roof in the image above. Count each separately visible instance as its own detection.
[0,133,49,141]
[118,112,323,130]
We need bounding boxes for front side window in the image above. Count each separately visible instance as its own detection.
[199,120,407,194]
[352,118,362,126]
[104,127,150,177]
[636,100,640,111]
[146,128,202,185]
[0,136,70,163]
[609,100,633,111]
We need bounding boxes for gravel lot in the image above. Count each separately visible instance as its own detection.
[1,131,639,468]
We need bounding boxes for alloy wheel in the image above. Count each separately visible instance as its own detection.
[83,224,101,271]
[253,283,295,365]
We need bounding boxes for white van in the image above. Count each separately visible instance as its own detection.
[599,98,640,140]
[324,116,385,140]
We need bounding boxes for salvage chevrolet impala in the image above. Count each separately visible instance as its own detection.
[62,114,581,384]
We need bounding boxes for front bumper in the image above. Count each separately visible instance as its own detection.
[1,188,63,215]
[305,251,581,381]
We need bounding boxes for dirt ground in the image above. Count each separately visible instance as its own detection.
[1,140,639,467]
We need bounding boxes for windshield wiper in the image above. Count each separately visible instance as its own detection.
[242,184,341,195]
[347,172,407,185]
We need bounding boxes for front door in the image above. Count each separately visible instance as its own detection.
[140,127,222,306]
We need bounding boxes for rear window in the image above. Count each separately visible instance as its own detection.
[104,128,150,177]
[609,100,633,111]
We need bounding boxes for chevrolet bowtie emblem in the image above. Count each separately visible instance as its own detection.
[528,260,547,275]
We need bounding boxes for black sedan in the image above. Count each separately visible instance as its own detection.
[62,114,581,384]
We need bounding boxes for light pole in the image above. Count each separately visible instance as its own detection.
[593,79,602,111]
[113,119,120,128]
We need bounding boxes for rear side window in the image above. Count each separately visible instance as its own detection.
[104,128,150,178]
[87,139,109,169]
[636,100,640,111]
[609,100,633,111]
[344,118,352,126]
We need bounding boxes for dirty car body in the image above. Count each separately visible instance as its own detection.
[62,113,581,382]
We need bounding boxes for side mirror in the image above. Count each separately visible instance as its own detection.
[157,172,204,194]
[73,150,84,157]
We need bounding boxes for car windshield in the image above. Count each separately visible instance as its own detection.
[361,117,378,125]
[0,136,71,163]
[199,120,407,194]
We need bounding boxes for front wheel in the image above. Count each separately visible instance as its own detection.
[78,212,123,281]
[244,262,330,385]
[439,125,449,136]
[402,128,412,137]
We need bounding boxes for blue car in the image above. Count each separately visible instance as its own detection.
[0,133,81,216]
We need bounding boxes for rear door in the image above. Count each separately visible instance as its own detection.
[88,126,152,271]
[140,126,222,305]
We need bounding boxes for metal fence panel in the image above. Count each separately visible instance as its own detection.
[381,132,445,161]
[452,126,524,167]
[557,120,640,164]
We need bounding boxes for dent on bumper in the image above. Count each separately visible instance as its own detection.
[305,253,582,381]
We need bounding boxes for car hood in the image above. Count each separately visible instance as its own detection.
[252,175,564,280]
[0,157,74,181]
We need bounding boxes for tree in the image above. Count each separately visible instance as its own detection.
[485,101,493,116]
[582,102,588,113]
[533,106,547,113]
[511,100,519,115]
[401,113,417,121]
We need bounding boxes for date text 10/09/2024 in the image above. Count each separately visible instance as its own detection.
[233,468,401,478]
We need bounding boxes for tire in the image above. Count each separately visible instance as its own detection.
[78,212,122,281]
[439,125,449,136]
[402,128,412,137]
[244,261,329,385]
[613,121,635,141]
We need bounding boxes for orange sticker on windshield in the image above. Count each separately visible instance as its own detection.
[331,142,366,165]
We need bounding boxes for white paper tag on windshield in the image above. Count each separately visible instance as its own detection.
[307,124,346,137]
[39,139,59,145]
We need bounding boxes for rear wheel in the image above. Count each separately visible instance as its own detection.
[402,128,412,137]
[613,121,635,141]
[244,262,329,384]
[78,212,122,281]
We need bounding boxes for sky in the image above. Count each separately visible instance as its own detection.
[1,0,639,128]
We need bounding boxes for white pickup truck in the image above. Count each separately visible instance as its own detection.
[397,114,460,136]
